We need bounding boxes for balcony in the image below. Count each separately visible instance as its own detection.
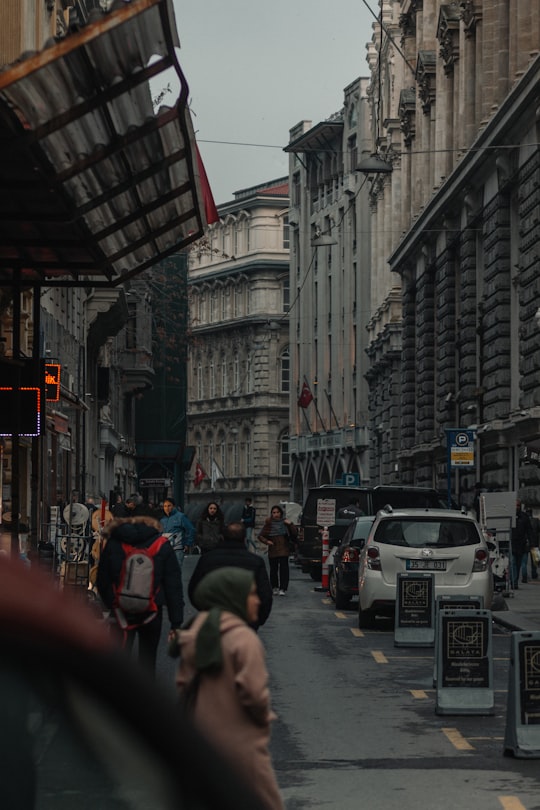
[118,348,155,394]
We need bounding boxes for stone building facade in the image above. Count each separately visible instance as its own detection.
[285,78,373,504]
[364,1,540,503]
[185,179,291,523]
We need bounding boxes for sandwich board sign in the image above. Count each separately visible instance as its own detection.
[435,608,494,715]
[433,595,484,687]
[394,572,435,647]
[504,631,540,757]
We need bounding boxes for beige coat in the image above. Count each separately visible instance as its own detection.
[177,611,284,810]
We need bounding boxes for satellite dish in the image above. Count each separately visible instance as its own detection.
[63,503,89,526]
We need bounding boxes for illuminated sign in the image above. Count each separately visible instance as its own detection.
[45,363,61,401]
[0,387,41,436]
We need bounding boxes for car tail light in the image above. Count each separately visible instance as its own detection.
[366,546,381,570]
[342,546,359,563]
[473,548,488,572]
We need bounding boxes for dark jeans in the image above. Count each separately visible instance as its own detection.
[269,556,289,591]
[122,609,163,673]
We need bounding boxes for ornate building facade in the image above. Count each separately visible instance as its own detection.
[185,179,291,522]
[364,0,540,502]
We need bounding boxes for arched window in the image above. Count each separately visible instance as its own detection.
[209,360,215,398]
[221,358,228,397]
[234,282,243,317]
[233,353,240,392]
[280,347,290,393]
[197,362,204,400]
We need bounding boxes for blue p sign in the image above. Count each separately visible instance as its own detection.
[343,472,360,486]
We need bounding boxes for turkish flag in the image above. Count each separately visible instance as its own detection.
[194,462,206,487]
[297,381,314,408]
[195,143,220,225]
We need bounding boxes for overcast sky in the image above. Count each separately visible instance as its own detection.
[171,1,376,205]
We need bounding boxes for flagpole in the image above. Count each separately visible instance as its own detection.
[325,389,340,430]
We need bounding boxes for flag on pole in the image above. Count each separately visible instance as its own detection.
[194,462,206,487]
[195,143,220,225]
[297,380,314,408]
[211,458,225,488]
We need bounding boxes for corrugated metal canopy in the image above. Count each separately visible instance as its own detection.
[0,0,206,287]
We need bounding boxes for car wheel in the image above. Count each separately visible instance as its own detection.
[358,604,376,629]
[335,586,352,610]
[328,569,336,601]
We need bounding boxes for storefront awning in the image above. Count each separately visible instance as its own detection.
[0,0,209,288]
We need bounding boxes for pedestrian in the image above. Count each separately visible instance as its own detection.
[96,516,184,673]
[111,493,129,518]
[175,567,284,810]
[188,522,272,630]
[158,497,195,570]
[524,508,540,581]
[337,498,364,520]
[511,500,534,588]
[241,496,257,552]
[196,501,225,553]
[124,493,155,517]
[257,505,298,596]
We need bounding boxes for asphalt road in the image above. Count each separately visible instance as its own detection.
[155,555,540,809]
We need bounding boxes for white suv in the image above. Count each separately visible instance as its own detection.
[357,507,493,629]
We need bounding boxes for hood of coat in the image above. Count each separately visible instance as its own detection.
[104,515,163,547]
[179,610,244,669]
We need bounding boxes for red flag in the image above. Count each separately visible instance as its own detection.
[297,381,314,408]
[195,143,220,225]
[194,462,206,487]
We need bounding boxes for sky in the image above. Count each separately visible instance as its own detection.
[171,1,377,206]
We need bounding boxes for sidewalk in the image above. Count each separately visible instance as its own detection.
[492,577,540,632]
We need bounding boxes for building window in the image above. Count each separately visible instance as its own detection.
[233,354,240,392]
[282,277,290,312]
[234,283,243,317]
[221,287,227,321]
[282,214,289,249]
[232,436,239,476]
[243,429,252,476]
[210,289,217,322]
[280,433,290,476]
[221,358,227,397]
[280,347,290,392]
[210,361,215,398]
[197,363,204,400]
[247,354,254,393]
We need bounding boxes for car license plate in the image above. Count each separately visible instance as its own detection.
[406,559,446,571]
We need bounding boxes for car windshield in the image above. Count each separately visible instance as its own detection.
[374,519,480,548]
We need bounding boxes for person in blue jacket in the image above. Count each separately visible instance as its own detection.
[158,497,195,570]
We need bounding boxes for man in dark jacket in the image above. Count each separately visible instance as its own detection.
[511,500,535,588]
[96,516,184,673]
[188,522,273,629]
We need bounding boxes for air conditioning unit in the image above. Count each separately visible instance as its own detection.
[343,175,356,195]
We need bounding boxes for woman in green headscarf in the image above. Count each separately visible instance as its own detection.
[176,567,284,810]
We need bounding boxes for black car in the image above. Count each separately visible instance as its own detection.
[328,515,374,609]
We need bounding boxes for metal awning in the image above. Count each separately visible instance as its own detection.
[0,0,207,288]
[284,120,344,154]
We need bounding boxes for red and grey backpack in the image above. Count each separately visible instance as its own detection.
[113,535,168,630]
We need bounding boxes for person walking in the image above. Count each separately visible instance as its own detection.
[241,497,257,552]
[188,522,272,630]
[257,505,298,596]
[158,497,195,571]
[96,515,184,673]
[175,567,284,810]
[196,501,225,554]
[511,500,534,588]
[523,508,540,581]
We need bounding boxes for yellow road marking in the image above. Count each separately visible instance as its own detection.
[442,727,474,750]
[372,650,388,664]
[411,690,428,699]
[499,798,527,810]
[350,628,364,638]
[335,611,347,619]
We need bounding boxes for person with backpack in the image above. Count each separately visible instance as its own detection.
[96,515,184,673]
[158,497,195,570]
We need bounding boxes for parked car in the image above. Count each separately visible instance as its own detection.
[298,485,449,580]
[328,516,374,609]
[357,507,494,629]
